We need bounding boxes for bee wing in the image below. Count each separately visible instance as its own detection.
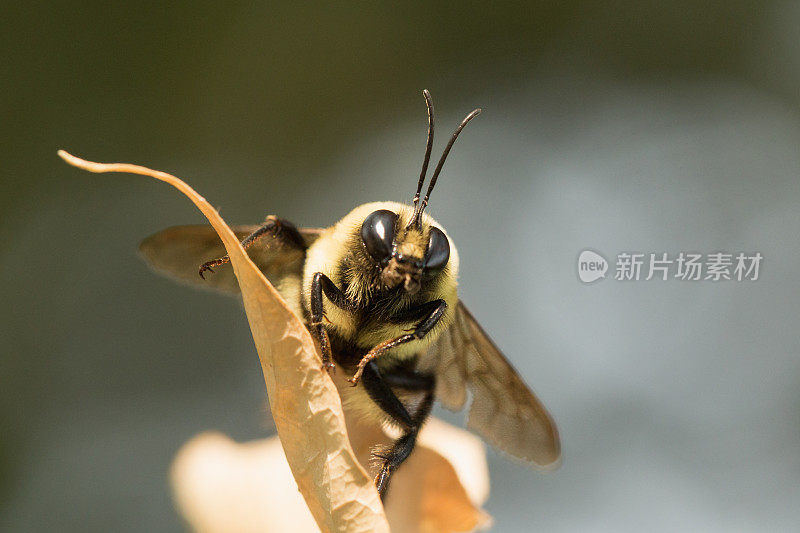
[430,301,561,467]
[138,225,322,294]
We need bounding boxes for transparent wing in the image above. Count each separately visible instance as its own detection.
[430,301,561,467]
[138,225,322,294]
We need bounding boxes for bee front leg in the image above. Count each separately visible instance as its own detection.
[310,272,352,374]
[348,299,447,386]
[198,215,306,278]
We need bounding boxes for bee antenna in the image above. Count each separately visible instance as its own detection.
[411,107,481,227]
[412,89,435,209]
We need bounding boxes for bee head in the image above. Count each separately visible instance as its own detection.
[360,209,449,294]
[358,90,478,294]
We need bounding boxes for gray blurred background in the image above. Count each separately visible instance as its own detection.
[3,2,800,531]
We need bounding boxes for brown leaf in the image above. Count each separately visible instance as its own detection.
[170,418,491,533]
[58,151,389,533]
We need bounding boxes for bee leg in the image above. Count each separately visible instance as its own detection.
[310,272,353,373]
[348,299,447,385]
[198,216,306,278]
[360,362,435,499]
[382,367,435,391]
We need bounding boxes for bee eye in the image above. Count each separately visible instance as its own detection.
[361,209,397,263]
[424,227,450,272]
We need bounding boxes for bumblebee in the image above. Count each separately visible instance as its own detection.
[140,90,560,499]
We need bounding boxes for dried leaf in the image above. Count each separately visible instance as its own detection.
[372,418,492,533]
[170,418,491,533]
[58,151,389,533]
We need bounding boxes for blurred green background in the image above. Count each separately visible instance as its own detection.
[3,2,800,531]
